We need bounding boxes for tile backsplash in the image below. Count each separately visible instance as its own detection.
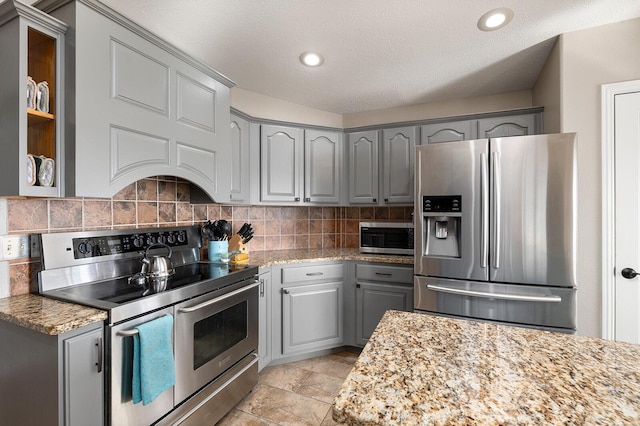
[4,176,412,296]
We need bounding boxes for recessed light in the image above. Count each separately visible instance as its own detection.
[299,52,324,67]
[477,8,514,31]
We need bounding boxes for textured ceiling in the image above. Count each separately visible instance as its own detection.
[27,0,640,114]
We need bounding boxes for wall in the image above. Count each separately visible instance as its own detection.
[343,90,534,128]
[0,176,412,297]
[532,38,562,134]
[552,17,640,338]
[231,88,344,128]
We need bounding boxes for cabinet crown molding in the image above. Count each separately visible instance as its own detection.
[0,0,67,31]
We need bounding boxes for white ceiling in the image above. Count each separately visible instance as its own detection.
[28,0,640,115]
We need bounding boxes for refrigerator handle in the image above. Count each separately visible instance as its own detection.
[492,152,501,269]
[480,153,489,268]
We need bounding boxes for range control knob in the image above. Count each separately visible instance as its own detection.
[167,233,176,244]
[78,240,93,254]
[157,234,166,244]
[146,235,156,246]
[177,232,186,243]
[132,236,144,248]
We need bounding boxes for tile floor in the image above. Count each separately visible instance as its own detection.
[217,351,360,425]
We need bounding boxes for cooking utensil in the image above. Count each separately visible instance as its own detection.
[139,243,175,295]
[217,220,232,239]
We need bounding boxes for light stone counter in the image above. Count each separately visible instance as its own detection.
[247,247,413,268]
[333,310,640,425]
[0,248,411,335]
[0,294,107,335]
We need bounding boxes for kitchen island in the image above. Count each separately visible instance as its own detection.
[333,310,640,425]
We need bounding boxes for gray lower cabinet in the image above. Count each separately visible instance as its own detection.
[0,320,104,425]
[274,262,344,358]
[230,113,251,203]
[38,0,233,200]
[258,268,272,371]
[421,120,478,144]
[353,263,414,346]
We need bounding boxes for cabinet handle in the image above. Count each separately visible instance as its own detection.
[384,198,389,203]
[294,197,301,202]
[375,272,392,276]
[305,197,311,202]
[306,272,324,276]
[95,337,103,374]
[356,283,361,288]
[373,198,377,202]
[283,289,291,294]
[259,278,265,297]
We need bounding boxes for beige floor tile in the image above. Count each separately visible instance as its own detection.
[320,408,341,426]
[286,356,355,380]
[217,408,274,425]
[258,364,313,391]
[295,371,346,403]
[235,383,331,426]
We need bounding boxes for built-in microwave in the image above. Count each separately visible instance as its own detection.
[359,222,414,255]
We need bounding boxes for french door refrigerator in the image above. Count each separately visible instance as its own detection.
[414,133,577,332]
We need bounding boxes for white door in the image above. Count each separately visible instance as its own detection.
[614,90,640,344]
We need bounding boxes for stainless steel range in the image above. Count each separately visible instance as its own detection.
[38,226,259,426]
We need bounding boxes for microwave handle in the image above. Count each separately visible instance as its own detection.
[177,281,260,314]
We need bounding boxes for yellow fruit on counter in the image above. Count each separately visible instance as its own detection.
[231,253,249,264]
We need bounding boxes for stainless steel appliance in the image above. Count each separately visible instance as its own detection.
[38,226,259,425]
[414,133,577,332]
[359,222,414,255]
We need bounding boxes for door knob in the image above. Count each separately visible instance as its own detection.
[621,268,639,279]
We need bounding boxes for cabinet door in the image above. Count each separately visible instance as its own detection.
[261,125,304,202]
[382,126,416,204]
[355,282,413,346]
[230,114,250,202]
[64,328,103,426]
[478,114,540,138]
[348,130,379,204]
[282,281,343,354]
[304,129,341,204]
[421,120,477,144]
[258,270,272,371]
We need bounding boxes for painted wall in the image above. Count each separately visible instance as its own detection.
[555,17,640,338]
[532,38,562,134]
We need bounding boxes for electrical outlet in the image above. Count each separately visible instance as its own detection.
[0,235,30,260]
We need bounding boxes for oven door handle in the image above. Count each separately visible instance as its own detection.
[177,281,260,314]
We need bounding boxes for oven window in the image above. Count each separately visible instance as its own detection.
[193,301,248,370]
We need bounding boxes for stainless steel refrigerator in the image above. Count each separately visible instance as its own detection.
[414,133,577,332]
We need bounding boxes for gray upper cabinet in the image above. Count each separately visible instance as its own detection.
[260,125,304,202]
[260,125,342,204]
[348,130,379,204]
[304,129,342,204]
[477,114,541,138]
[0,1,67,197]
[230,113,250,203]
[421,120,477,144]
[382,126,416,204]
[38,0,234,201]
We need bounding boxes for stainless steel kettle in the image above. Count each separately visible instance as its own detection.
[128,243,175,295]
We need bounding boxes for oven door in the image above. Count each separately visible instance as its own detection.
[109,306,175,426]
[174,280,259,403]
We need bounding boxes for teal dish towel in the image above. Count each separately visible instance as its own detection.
[132,314,175,405]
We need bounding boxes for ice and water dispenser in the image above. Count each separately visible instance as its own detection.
[421,195,461,258]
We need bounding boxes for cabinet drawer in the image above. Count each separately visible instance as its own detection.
[281,263,343,284]
[355,264,413,284]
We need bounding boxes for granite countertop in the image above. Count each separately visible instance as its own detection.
[0,294,107,335]
[247,247,413,268]
[0,248,411,335]
[333,311,640,425]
